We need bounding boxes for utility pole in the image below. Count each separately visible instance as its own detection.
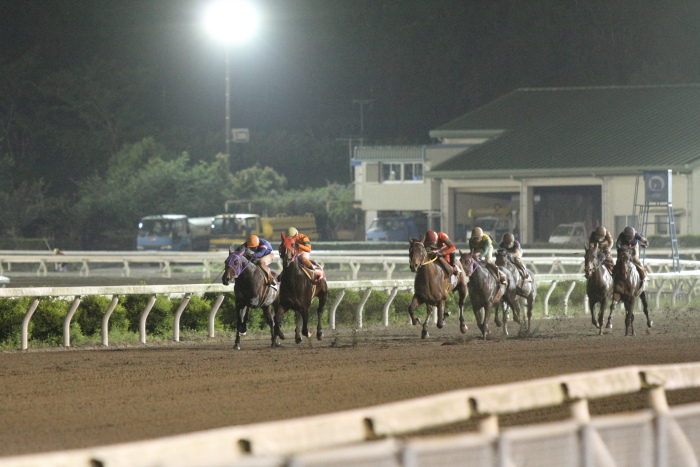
[353,99,373,145]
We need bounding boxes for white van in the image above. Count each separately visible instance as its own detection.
[548,222,588,244]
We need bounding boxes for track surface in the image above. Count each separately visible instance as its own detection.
[2,273,700,458]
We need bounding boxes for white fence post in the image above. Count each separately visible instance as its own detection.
[329,289,346,330]
[21,298,40,350]
[208,293,225,338]
[63,296,82,347]
[139,296,157,344]
[382,287,399,327]
[101,295,119,347]
[173,294,192,342]
[563,281,577,315]
[544,281,558,317]
[355,288,372,329]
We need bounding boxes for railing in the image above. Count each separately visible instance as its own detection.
[3,249,700,280]
[2,272,700,351]
[1,362,699,467]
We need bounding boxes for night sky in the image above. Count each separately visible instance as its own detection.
[3,0,700,143]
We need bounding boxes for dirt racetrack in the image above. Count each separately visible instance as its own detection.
[2,272,700,458]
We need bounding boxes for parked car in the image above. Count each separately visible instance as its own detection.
[548,222,588,244]
[366,217,419,241]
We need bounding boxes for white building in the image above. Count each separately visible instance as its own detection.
[354,85,700,243]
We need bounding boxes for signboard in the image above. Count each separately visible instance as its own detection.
[232,128,249,143]
[644,170,672,203]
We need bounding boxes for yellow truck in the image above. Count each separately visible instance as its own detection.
[209,213,318,251]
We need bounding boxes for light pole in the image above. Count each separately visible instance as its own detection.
[203,0,259,170]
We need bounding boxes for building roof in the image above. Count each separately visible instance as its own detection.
[428,84,700,178]
[353,145,425,162]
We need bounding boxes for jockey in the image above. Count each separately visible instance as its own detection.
[588,225,614,271]
[285,226,315,270]
[236,235,276,285]
[470,227,507,285]
[615,226,649,281]
[499,232,530,281]
[424,230,460,275]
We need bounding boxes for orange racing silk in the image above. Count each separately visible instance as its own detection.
[295,233,312,253]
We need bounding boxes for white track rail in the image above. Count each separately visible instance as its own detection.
[1,362,699,467]
[3,272,700,351]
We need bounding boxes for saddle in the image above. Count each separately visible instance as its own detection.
[299,259,326,282]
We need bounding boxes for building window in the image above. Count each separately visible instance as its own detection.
[655,215,680,235]
[381,162,423,182]
[404,163,423,181]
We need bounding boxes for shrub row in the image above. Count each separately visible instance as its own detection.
[0,281,597,348]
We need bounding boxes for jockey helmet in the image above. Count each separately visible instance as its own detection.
[623,226,635,240]
[286,226,298,237]
[595,226,606,239]
[246,235,260,248]
[425,230,438,244]
[502,232,514,246]
[471,227,483,239]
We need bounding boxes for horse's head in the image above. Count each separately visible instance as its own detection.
[408,237,428,273]
[459,250,477,277]
[615,247,633,279]
[494,248,509,267]
[279,233,298,268]
[223,248,248,285]
[584,245,600,278]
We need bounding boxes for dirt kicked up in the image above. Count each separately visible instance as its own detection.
[1,310,700,458]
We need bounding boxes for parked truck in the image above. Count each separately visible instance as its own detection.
[209,213,318,252]
[466,206,519,242]
[137,214,213,251]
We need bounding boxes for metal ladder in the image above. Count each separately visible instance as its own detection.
[633,171,680,272]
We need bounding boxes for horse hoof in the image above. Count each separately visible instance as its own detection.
[444,312,451,318]
[437,320,444,329]
[235,344,241,350]
[295,336,302,344]
[648,320,653,328]
[317,331,323,341]
[421,330,428,339]
[606,323,613,329]
[305,331,313,338]
[272,340,281,348]
[495,319,502,327]
[412,318,421,326]
[460,323,468,334]
[240,332,247,336]
[276,329,285,340]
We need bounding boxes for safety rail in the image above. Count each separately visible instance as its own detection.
[3,249,700,280]
[2,272,700,351]
[1,362,699,467]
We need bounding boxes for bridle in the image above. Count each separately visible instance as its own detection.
[224,250,252,279]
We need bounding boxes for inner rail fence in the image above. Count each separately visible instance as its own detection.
[3,249,700,280]
[1,362,699,466]
[2,272,700,351]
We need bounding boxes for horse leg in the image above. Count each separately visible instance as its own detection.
[436,301,445,329]
[421,304,431,339]
[589,296,600,328]
[263,305,279,348]
[274,305,286,341]
[482,304,491,339]
[526,293,534,332]
[234,305,247,350]
[407,295,422,326]
[294,310,304,344]
[458,285,468,334]
[596,299,606,336]
[606,297,617,330]
[494,301,502,328]
[640,290,653,328]
[625,300,635,336]
[316,290,327,341]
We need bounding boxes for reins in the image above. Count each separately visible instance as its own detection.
[422,255,438,265]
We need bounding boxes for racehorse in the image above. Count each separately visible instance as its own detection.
[407,237,468,339]
[222,248,279,349]
[583,244,615,334]
[460,251,520,339]
[494,248,536,331]
[611,247,652,336]
[276,233,328,345]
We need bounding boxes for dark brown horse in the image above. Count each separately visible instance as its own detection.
[494,248,536,331]
[407,238,468,339]
[276,233,328,345]
[584,244,615,334]
[222,248,279,349]
[611,247,652,336]
[460,251,520,339]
